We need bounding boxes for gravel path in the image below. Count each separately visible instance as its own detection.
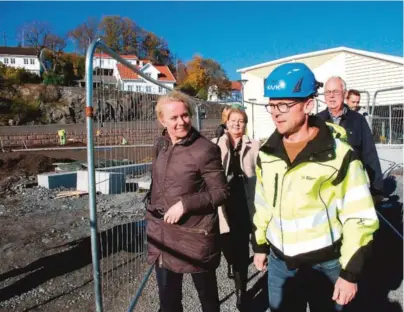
[0,185,402,312]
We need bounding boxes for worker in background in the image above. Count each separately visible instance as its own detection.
[58,129,66,146]
[346,89,361,112]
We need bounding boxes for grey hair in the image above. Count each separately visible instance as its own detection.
[326,76,347,91]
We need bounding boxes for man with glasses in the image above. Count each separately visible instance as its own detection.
[317,77,383,203]
[252,63,379,311]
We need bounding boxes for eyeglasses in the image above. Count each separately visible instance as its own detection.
[325,90,343,96]
[265,100,301,114]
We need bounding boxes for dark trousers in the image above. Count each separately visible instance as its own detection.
[155,265,220,312]
[221,230,250,291]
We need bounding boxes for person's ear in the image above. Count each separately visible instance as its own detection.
[158,115,166,128]
[304,98,314,114]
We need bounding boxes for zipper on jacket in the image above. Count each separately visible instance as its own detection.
[273,173,278,208]
[176,225,208,236]
[278,172,286,253]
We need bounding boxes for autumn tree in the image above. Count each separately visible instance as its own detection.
[17,21,69,75]
[68,17,99,54]
[17,21,52,56]
[47,34,67,72]
[201,58,231,99]
[99,16,123,52]
[178,55,231,100]
[175,60,188,85]
[121,17,141,55]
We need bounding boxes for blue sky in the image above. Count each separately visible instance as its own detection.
[1,1,403,80]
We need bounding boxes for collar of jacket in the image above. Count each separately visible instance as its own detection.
[260,115,336,166]
[219,133,252,147]
[160,127,201,147]
[322,104,355,122]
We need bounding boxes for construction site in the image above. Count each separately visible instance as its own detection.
[0,40,403,312]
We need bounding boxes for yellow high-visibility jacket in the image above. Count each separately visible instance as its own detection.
[252,116,379,282]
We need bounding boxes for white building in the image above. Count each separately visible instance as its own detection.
[237,46,404,140]
[92,53,175,94]
[0,46,41,75]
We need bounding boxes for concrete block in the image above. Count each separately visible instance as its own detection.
[97,163,152,176]
[38,171,77,189]
[76,170,125,194]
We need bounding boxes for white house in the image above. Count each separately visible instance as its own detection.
[0,46,41,75]
[92,53,175,94]
[208,81,242,104]
[237,46,404,140]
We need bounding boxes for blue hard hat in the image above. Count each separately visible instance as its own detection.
[264,62,321,98]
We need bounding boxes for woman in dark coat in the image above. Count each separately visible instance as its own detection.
[146,91,229,312]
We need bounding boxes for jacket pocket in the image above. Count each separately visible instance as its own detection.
[163,223,216,266]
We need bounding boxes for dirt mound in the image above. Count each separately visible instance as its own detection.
[1,154,55,176]
[0,153,74,195]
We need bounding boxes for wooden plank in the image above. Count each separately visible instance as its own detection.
[55,190,88,199]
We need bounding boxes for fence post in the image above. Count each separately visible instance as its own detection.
[389,104,392,144]
[85,39,104,312]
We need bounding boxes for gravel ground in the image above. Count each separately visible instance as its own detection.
[0,177,402,312]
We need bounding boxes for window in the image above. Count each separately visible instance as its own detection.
[158,86,163,93]
[3,58,8,64]
[136,85,142,92]
[10,58,15,64]
[100,60,104,66]
[24,59,29,64]
[30,59,35,65]
[145,73,151,78]
[128,85,133,91]
[146,86,152,93]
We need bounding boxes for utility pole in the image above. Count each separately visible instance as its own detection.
[2,32,6,46]
[22,29,24,47]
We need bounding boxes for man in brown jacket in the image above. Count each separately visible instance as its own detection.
[146,91,229,312]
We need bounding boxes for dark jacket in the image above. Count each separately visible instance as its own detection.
[317,105,383,195]
[146,127,229,273]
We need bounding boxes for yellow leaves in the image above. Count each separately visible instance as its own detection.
[180,55,208,91]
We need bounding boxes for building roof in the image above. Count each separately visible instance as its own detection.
[237,46,404,73]
[117,63,176,82]
[0,46,37,56]
[116,63,140,79]
[231,81,242,91]
[154,65,176,82]
[94,52,138,59]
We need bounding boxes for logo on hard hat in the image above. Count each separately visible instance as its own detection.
[292,77,303,93]
[267,80,286,91]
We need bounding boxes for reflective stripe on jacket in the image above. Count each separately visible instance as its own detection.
[252,116,379,282]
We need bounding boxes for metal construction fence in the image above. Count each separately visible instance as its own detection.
[83,39,403,312]
[369,86,403,145]
[84,39,223,312]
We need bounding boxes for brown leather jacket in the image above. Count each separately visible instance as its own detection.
[146,127,229,273]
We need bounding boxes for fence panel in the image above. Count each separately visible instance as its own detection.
[370,86,403,144]
[85,40,212,312]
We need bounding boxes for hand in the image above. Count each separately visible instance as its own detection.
[332,277,358,305]
[372,195,384,206]
[163,201,185,224]
[253,253,267,272]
